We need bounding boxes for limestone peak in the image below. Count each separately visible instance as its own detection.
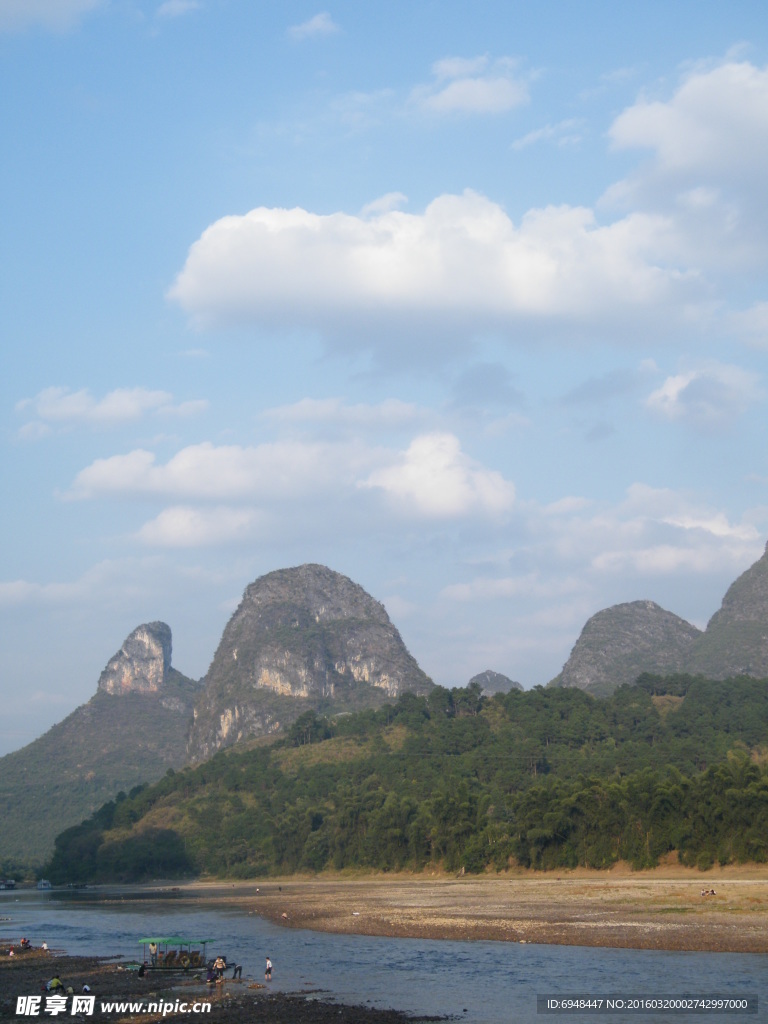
[97,621,172,695]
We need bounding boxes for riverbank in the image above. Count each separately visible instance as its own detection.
[0,945,441,1023]
[186,865,768,953]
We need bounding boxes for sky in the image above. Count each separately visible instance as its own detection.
[2,0,768,755]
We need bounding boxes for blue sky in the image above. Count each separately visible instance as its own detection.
[2,0,768,754]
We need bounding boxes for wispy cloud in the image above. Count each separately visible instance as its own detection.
[137,506,263,547]
[156,0,202,19]
[0,0,102,32]
[511,118,583,151]
[411,55,529,114]
[646,362,763,428]
[287,11,339,41]
[16,387,208,434]
[264,397,422,431]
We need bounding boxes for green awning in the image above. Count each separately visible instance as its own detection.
[138,938,214,945]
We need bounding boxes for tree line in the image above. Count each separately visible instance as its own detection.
[45,674,768,881]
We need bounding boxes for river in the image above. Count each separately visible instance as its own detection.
[1,888,764,1023]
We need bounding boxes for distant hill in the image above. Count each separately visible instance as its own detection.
[469,670,523,695]
[188,564,433,761]
[0,622,200,864]
[553,543,768,695]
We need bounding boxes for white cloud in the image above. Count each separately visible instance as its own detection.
[136,506,262,547]
[646,363,763,427]
[69,431,516,523]
[288,11,339,41]
[169,190,691,345]
[16,387,208,430]
[412,55,529,114]
[168,60,768,355]
[0,0,102,31]
[361,432,515,518]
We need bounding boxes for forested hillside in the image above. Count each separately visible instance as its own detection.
[46,675,768,882]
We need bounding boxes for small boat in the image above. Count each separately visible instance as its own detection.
[36,880,52,890]
[136,937,216,971]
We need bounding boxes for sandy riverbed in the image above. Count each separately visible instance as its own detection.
[186,864,768,954]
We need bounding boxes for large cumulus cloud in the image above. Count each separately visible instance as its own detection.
[169,190,689,344]
[169,59,768,354]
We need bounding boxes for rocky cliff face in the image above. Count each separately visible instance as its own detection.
[97,621,172,695]
[188,564,433,761]
[469,670,523,695]
[554,600,702,697]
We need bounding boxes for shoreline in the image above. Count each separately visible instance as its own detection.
[180,867,768,954]
[0,947,439,1023]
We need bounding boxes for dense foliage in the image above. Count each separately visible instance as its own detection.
[45,675,768,882]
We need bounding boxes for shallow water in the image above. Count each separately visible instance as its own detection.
[2,888,764,1023]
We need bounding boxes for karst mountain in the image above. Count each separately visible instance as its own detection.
[6,547,768,864]
[552,542,768,695]
[187,564,433,761]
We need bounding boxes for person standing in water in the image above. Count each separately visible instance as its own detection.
[264,956,272,981]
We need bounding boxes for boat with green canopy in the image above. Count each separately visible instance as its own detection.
[137,937,215,971]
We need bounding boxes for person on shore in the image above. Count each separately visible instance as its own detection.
[148,942,157,967]
[231,963,242,980]
[47,975,64,993]
[265,957,272,981]
[214,956,226,982]
[41,942,48,952]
